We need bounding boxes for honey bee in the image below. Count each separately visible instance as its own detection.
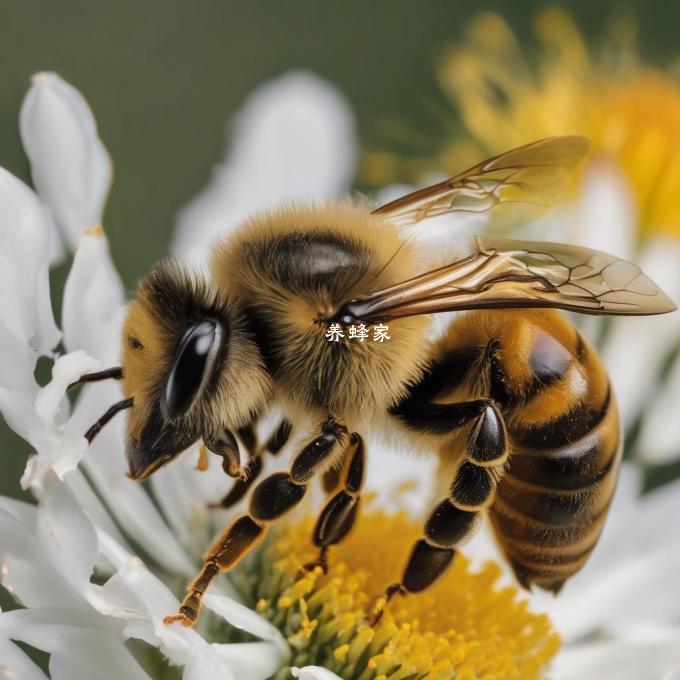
[73,136,676,628]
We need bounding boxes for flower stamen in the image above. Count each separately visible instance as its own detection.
[234,511,561,680]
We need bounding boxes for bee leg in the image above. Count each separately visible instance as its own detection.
[204,427,243,478]
[392,395,502,438]
[208,455,264,509]
[370,404,508,626]
[165,416,347,627]
[301,432,365,574]
[209,418,293,509]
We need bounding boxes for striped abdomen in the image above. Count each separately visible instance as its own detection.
[434,309,621,593]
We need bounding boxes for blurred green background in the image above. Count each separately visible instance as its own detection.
[1,0,679,502]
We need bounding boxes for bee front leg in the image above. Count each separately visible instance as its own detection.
[301,432,365,575]
[165,416,347,627]
[209,418,293,509]
[370,399,508,626]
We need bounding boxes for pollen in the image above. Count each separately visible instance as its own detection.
[196,441,209,471]
[237,511,560,680]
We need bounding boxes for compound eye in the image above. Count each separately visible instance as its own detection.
[163,320,221,419]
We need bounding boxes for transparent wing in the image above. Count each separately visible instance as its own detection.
[372,136,590,229]
[333,235,677,322]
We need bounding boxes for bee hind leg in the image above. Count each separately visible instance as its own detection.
[370,399,508,626]
[300,432,365,575]
[165,416,347,627]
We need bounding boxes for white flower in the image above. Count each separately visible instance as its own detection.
[172,70,357,266]
[0,69,356,679]
[0,165,97,495]
[0,478,288,680]
[292,666,344,680]
[20,71,112,258]
[0,167,60,354]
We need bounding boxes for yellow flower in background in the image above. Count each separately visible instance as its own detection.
[438,8,680,241]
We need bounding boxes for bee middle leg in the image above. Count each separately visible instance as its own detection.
[370,397,508,625]
[301,432,365,574]
[164,416,348,627]
[209,418,293,509]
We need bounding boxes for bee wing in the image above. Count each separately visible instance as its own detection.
[336,235,677,322]
[372,135,590,229]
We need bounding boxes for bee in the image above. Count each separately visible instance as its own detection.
[73,136,676,627]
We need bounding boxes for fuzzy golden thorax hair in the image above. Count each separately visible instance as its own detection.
[210,202,432,426]
[120,261,272,479]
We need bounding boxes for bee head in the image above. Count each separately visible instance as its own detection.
[82,261,272,481]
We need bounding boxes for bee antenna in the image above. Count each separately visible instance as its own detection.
[67,367,123,392]
[85,397,134,444]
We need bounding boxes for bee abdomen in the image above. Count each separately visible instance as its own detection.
[488,316,622,593]
[429,310,622,592]
[491,435,621,592]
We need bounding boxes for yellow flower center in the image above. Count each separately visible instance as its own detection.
[238,511,560,680]
[440,9,680,239]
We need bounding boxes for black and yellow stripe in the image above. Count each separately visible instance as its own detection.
[432,308,621,593]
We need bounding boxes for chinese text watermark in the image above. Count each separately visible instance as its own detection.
[325,323,391,342]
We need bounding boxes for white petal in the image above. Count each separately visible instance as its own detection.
[637,350,680,463]
[74,411,194,576]
[552,637,680,680]
[602,238,680,429]
[0,167,60,353]
[95,532,205,663]
[0,386,39,446]
[20,429,88,491]
[664,666,680,680]
[63,469,130,549]
[374,183,413,207]
[0,608,148,680]
[0,606,120,644]
[0,506,75,608]
[203,594,288,652]
[2,556,77,610]
[62,227,126,358]
[183,653,235,680]
[0,638,49,680]
[34,350,100,428]
[20,72,112,250]
[0,496,37,525]
[569,156,637,260]
[37,478,99,595]
[291,666,344,680]
[211,642,284,680]
[534,471,680,641]
[364,436,438,519]
[48,631,151,680]
[172,70,356,265]
[149,445,230,555]
[66,384,195,575]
